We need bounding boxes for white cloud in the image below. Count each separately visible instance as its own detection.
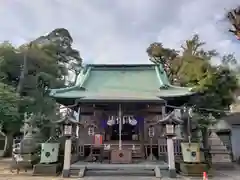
[0,0,239,64]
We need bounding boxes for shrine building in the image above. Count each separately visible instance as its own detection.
[49,63,194,178]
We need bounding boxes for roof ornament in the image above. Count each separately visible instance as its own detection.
[150,110,183,126]
[55,105,80,124]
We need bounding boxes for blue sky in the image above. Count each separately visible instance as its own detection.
[0,0,240,64]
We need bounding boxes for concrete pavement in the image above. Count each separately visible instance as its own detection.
[1,159,240,180]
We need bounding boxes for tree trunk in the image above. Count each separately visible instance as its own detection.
[17,53,28,95]
[3,133,14,157]
[0,131,5,157]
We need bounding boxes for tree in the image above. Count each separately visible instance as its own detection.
[177,35,238,111]
[0,29,82,156]
[147,35,238,110]
[0,83,21,156]
[146,42,179,83]
[0,28,82,112]
[146,35,219,86]
[147,34,239,162]
[33,28,83,83]
[227,6,240,40]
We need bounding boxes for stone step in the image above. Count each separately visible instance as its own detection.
[85,169,155,176]
[70,168,156,177]
[70,168,170,178]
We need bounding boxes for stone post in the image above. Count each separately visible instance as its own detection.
[167,137,176,178]
[160,106,182,178]
[62,138,72,177]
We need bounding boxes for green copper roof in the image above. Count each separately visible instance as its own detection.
[49,64,194,102]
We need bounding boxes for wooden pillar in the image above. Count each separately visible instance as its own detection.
[138,115,145,158]
[162,105,166,119]
[161,105,166,136]
[118,104,122,150]
[62,138,72,177]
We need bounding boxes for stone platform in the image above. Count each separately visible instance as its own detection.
[33,163,62,176]
[70,160,168,178]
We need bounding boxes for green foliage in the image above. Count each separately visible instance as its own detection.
[0,83,21,132]
[147,34,239,153]
[33,28,83,79]
[147,34,239,122]
[0,28,82,136]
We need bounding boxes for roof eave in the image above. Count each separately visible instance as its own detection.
[74,98,165,103]
[49,86,85,97]
[51,94,165,103]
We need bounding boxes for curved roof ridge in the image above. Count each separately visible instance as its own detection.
[85,63,157,68]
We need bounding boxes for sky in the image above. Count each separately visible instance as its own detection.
[0,0,240,64]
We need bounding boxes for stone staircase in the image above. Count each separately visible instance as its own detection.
[68,142,168,178]
[70,167,155,177]
[209,132,233,169]
[69,161,168,178]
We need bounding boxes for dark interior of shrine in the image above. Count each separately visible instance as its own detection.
[110,123,138,141]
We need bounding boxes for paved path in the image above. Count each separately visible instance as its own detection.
[0,172,239,180]
[0,175,239,180]
[1,159,240,180]
[0,164,182,180]
[0,175,184,180]
[178,170,240,180]
[0,170,238,180]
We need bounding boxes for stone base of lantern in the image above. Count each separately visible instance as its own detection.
[176,161,213,177]
[33,163,62,176]
[169,168,177,178]
[62,169,70,178]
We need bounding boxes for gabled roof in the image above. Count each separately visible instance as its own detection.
[49,64,194,102]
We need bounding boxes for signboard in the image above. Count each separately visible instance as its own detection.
[94,134,103,145]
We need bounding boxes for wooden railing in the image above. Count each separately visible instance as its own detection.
[158,138,182,161]
[71,138,79,164]
[74,138,183,162]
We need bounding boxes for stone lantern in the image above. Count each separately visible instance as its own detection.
[158,110,183,178]
[55,108,79,178]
